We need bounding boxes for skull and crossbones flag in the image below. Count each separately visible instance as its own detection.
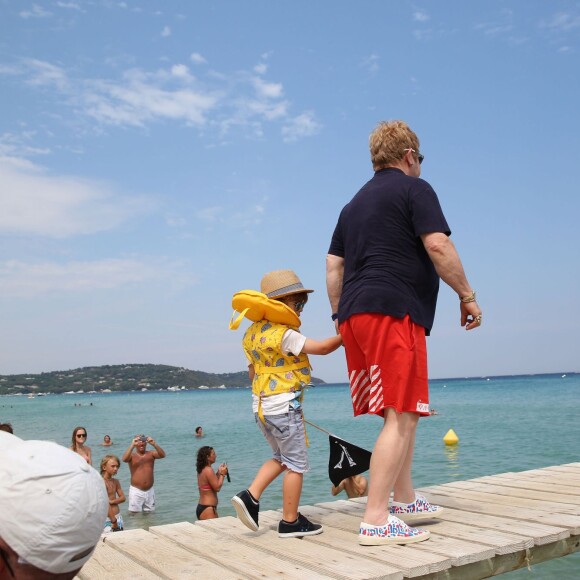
[328,434,372,487]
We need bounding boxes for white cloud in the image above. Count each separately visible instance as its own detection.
[190,53,207,64]
[282,112,321,142]
[5,58,318,142]
[0,132,50,157]
[20,4,52,18]
[24,59,69,91]
[195,196,269,231]
[0,156,154,238]
[195,206,223,223]
[413,10,430,22]
[476,23,514,36]
[171,64,193,80]
[253,77,284,99]
[361,54,380,74]
[161,25,171,37]
[56,1,83,11]
[254,63,268,75]
[542,12,580,32]
[0,258,185,298]
[85,69,218,127]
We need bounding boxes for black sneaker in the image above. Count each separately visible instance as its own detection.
[231,490,259,531]
[278,513,323,538]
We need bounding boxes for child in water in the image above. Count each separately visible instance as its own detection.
[230,270,342,538]
[101,454,126,532]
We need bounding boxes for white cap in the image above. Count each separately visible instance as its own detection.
[0,431,108,574]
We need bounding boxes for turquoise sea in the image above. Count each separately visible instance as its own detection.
[2,373,579,578]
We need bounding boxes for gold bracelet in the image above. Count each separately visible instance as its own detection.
[460,291,476,303]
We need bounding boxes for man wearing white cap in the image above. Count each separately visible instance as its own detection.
[0,431,108,579]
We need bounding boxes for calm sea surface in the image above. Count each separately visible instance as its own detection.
[2,373,579,578]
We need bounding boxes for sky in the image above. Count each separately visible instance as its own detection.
[1,0,580,383]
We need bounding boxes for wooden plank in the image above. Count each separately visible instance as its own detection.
[304,504,533,555]
[197,514,402,580]
[78,464,580,580]
[423,506,561,545]
[104,528,243,579]
[416,535,580,580]
[416,487,577,538]
[258,509,496,568]
[425,482,580,516]
[77,540,162,579]
[260,508,449,578]
[521,467,580,481]
[149,521,338,579]
[442,480,579,505]
[540,464,580,474]
[470,473,580,495]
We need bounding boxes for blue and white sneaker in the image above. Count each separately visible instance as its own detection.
[390,493,444,522]
[359,515,430,546]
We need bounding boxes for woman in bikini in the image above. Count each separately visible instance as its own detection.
[196,446,228,520]
[70,426,92,465]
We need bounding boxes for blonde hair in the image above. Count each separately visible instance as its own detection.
[369,120,420,171]
[100,454,120,475]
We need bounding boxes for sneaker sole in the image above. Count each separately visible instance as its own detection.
[231,496,259,531]
[392,506,444,523]
[359,529,430,546]
[279,527,323,538]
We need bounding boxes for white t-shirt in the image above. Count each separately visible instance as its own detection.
[250,329,307,415]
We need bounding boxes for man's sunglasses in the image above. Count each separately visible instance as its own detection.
[404,148,424,164]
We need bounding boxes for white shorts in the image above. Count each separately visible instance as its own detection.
[128,485,156,512]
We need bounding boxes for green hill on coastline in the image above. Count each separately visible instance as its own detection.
[0,364,325,396]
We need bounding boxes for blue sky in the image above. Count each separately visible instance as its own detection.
[1,0,579,382]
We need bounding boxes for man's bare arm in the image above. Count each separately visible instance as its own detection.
[147,437,166,459]
[326,254,344,332]
[122,437,138,463]
[421,232,482,330]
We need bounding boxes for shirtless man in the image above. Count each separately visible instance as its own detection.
[122,434,166,513]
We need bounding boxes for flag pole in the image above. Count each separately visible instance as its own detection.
[303,419,334,436]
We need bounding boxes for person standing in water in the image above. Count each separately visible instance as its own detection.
[122,434,166,513]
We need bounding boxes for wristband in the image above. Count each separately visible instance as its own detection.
[460,291,476,303]
[331,313,339,321]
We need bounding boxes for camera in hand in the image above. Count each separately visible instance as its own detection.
[225,464,231,482]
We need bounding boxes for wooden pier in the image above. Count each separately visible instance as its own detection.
[79,463,580,579]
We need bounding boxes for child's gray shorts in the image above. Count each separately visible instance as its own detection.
[255,407,309,473]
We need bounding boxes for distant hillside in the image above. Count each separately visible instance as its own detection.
[0,364,325,395]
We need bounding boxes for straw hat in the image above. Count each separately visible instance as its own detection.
[260,270,314,299]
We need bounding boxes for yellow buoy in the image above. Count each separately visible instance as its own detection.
[443,428,459,446]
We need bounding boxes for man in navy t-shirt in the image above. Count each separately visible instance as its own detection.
[327,120,482,546]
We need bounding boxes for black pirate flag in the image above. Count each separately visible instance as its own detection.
[328,434,372,487]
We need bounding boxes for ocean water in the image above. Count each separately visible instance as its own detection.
[2,373,579,578]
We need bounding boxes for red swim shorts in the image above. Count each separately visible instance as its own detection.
[339,313,429,417]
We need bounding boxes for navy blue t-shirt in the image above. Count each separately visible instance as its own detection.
[328,168,451,334]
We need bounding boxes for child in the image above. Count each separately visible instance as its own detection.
[230,270,342,538]
[331,474,369,498]
[101,454,126,533]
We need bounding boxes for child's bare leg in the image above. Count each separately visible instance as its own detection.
[248,459,285,500]
[282,469,303,522]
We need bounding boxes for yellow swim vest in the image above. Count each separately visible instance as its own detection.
[243,320,311,400]
[229,290,311,424]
